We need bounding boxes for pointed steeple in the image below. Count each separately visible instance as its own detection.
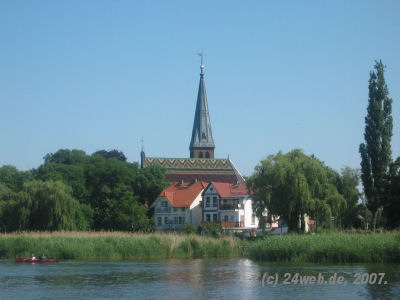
[189,58,215,159]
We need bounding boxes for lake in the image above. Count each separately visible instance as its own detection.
[1,259,399,299]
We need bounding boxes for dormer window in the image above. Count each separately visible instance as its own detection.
[161,201,168,208]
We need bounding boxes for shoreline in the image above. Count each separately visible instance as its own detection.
[1,232,399,263]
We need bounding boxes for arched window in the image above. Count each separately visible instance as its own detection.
[205,152,210,158]
[199,151,203,158]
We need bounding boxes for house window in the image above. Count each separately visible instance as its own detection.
[162,201,168,208]
[157,217,162,226]
[199,151,203,158]
[206,197,210,207]
[174,217,179,224]
[179,216,185,224]
[164,217,168,224]
[205,152,210,158]
[230,215,234,221]
[212,196,218,207]
[213,214,217,222]
[206,214,211,222]
[224,215,228,222]
[252,214,256,225]
[181,207,185,212]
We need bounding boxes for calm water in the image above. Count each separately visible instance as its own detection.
[0,259,399,299]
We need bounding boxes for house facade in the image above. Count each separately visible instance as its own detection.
[151,180,207,231]
[202,182,259,229]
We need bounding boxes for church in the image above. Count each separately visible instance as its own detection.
[144,61,260,231]
[141,61,244,184]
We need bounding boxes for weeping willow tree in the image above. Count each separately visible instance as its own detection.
[1,180,88,231]
[247,149,347,232]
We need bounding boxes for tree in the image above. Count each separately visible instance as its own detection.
[1,148,168,231]
[43,149,88,165]
[1,180,88,231]
[247,149,346,232]
[359,60,393,231]
[133,165,169,206]
[0,165,33,192]
[92,149,127,162]
[33,163,88,204]
[338,167,361,228]
[386,158,400,228]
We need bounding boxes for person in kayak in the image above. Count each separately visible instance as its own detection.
[39,253,47,260]
[31,253,37,261]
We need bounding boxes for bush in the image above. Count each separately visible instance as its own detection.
[201,222,222,237]
[182,223,197,234]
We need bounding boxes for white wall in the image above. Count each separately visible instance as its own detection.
[243,197,258,228]
[190,192,203,227]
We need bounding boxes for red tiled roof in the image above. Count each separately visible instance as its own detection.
[158,181,207,207]
[210,181,248,198]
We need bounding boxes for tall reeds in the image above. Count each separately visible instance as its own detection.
[0,232,239,259]
[249,232,400,263]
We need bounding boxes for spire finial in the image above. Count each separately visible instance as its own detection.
[197,52,205,74]
[141,137,144,152]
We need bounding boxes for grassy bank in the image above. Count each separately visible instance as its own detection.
[1,232,400,263]
[249,232,400,263]
[0,232,242,259]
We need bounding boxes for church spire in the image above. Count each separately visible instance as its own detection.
[189,55,215,159]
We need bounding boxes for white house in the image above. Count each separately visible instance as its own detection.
[202,182,259,229]
[151,180,207,230]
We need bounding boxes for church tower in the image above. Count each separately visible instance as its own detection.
[189,59,215,159]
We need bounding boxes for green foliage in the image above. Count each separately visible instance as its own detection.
[0,148,168,232]
[249,232,400,263]
[33,163,88,203]
[247,149,347,231]
[0,233,239,259]
[1,180,86,231]
[0,165,33,192]
[386,158,400,228]
[201,222,223,237]
[338,167,362,228]
[182,223,197,234]
[132,164,169,206]
[359,60,393,230]
[92,149,127,162]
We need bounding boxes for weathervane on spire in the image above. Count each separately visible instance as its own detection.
[197,52,205,74]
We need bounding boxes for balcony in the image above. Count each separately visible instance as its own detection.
[155,207,171,213]
[201,221,244,228]
[219,204,239,210]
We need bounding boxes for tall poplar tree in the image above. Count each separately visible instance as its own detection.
[359,60,393,231]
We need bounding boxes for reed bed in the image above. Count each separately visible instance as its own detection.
[249,233,400,263]
[0,232,240,259]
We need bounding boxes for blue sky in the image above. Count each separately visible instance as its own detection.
[1,0,399,177]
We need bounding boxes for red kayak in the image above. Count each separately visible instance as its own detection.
[15,258,58,263]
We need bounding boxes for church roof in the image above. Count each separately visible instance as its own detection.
[189,65,215,150]
[144,157,244,184]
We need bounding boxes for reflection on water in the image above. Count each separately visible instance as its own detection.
[0,259,399,299]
